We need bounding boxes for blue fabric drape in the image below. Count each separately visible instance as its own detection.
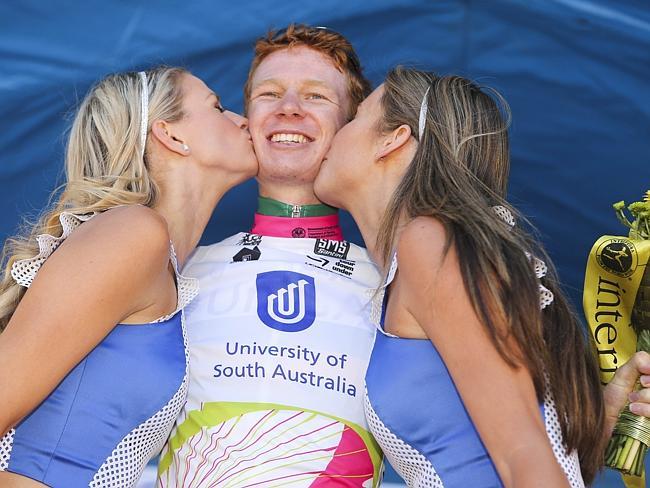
[1,2,648,485]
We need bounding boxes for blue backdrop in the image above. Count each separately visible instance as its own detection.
[1,1,649,485]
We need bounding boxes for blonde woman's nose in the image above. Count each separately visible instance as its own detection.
[225,111,248,130]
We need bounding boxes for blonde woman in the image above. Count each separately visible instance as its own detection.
[315,67,650,487]
[0,67,257,487]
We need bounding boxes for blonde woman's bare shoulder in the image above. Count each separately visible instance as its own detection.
[87,205,169,239]
[16,205,173,328]
[47,205,171,289]
[71,205,169,257]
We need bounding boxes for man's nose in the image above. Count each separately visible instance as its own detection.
[277,91,304,117]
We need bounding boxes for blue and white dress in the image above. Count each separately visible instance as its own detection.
[364,255,584,488]
[0,212,198,487]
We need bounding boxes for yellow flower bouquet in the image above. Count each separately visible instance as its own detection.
[583,192,650,484]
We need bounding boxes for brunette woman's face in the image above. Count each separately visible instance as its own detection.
[314,85,385,210]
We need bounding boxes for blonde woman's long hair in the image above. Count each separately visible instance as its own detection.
[0,66,188,331]
[376,67,606,483]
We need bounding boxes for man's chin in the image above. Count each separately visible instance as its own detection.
[257,157,322,182]
[256,167,321,187]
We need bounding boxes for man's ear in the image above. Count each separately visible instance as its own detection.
[376,124,413,160]
[150,120,190,156]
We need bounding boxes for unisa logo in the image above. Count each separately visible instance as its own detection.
[256,271,316,332]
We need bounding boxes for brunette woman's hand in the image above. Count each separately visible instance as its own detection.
[603,351,650,437]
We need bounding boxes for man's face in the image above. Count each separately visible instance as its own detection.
[247,46,350,187]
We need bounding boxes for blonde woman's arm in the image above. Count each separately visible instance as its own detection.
[0,205,171,436]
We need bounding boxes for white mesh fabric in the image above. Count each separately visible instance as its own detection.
[525,252,555,309]
[0,428,15,471]
[367,253,399,338]
[492,205,515,227]
[364,391,443,487]
[90,311,190,487]
[9,207,198,323]
[530,254,548,279]
[368,288,383,330]
[385,252,398,287]
[492,206,555,310]
[11,212,95,288]
[152,243,199,323]
[539,285,555,309]
[542,388,585,488]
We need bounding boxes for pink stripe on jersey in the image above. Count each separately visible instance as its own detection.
[251,213,343,241]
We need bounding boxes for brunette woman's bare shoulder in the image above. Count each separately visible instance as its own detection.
[397,216,450,278]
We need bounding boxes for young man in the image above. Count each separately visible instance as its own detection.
[157,25,384,487]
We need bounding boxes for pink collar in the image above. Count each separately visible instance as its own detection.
[251,213,343,241]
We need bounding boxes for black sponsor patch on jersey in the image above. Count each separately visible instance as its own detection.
[232,246,261,262]
[305,255,355,279]
[313,239,350,259]
[237,233,263,246]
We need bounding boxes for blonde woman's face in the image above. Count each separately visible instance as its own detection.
[177,74,258,178]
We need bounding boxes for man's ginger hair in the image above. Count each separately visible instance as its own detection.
[243,24,371,120]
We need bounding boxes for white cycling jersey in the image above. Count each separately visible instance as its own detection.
[158,233,383,488]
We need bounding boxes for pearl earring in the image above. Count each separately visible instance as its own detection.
[182,144,189,152]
